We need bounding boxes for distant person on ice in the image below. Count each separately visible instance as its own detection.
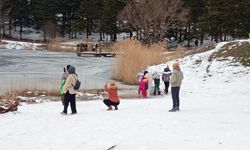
[162,65,171,95]
[152,71,161,95]
[61,66,78,115]
[169,63,184,112]
[138,75,148,98]
[60,65,70,105]
[103,81,120,111]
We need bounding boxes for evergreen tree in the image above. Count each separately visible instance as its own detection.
[8,0,31,39]
[74,0,98,39]
[102,0,125,41]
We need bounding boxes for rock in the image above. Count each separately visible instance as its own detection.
[0,100,19,114]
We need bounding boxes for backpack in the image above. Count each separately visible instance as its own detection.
[72,75,81,90]
[162,73,170,82]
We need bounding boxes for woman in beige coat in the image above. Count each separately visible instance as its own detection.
[61,66,77,115]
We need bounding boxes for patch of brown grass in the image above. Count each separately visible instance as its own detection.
[1,79,60,100]
[210,41,250,66]
[112,39,165,85]
[166,42,215,61]
[47,37,77,52]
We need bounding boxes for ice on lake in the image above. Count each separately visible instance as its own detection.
[0,49,114,95]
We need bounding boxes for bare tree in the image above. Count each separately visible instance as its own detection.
[119,0,188,45]
[41,21,57,42]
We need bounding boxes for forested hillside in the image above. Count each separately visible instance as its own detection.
[0,0,250,44]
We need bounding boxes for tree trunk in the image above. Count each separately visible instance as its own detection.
[9,18,12,37]
[62,13,66,36]
[99,31,102,41]
[113,26,117,42]
[184,27,187,41]
[43,32,47,42]
[3,20,5,36]
[200,33,204,45]
[175,29,178,41]
[178,29,182,43]
[19,19,23,39]
[86,19,89,39]
[187,24,191,47]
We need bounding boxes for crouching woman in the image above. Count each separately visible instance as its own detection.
[103,82,120,111]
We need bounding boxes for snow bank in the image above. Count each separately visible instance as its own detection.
[1,40,250,150]
[1,40,44,50]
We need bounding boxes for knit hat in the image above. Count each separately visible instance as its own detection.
[108,82,117,89]
[172,62,180,70]
[164,65,170,72]
[66,65,71,71]
[68,66,75,74]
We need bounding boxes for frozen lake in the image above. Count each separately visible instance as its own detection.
[0,49,115,95]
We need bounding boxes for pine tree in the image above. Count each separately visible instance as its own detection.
[102,0,125,41]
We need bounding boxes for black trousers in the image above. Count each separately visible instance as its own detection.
[103,99,120,107]
[171,87,180,108]
[164,82,170,93]
[63,91,77,114]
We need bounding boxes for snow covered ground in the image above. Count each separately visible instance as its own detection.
[1,41,250,150]
[0,40,44,50]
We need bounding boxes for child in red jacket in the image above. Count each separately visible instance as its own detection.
[138,75,148,98]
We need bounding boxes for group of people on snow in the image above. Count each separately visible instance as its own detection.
[59,62,183,114]
[60,65,120,114]
[137,62,184,112]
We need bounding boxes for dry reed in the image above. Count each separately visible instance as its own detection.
[1,79,60,100]
[47,37,77,52]
[112,39,165,85]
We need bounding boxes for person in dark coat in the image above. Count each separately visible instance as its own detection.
[162,66,171,94]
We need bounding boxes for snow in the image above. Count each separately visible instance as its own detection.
[1,40,250,150]
[1,40,44,50]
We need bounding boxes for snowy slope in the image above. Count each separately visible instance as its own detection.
[1,40,250,150]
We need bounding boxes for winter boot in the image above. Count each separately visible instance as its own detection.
[175,107,180,111]
[164,90,168,95]
[153,91,156,96]
[114,106,118,110]
[60,112,67,115]
[158,91,161,95]
[107,106,113,111]
[169,107,176,112]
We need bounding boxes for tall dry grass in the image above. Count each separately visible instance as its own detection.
[112,39,165,85]
[1,79,60,100]
[47,37,77,52]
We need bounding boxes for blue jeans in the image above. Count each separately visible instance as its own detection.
[171,87,180,108]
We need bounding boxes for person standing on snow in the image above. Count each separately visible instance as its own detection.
[152,71,161,95]
[144,71,152,97]
[61,66,78,115]
[103,81,120,111]
[138,75,148,98]
[162,66,171,94]
[169,63,184,112]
